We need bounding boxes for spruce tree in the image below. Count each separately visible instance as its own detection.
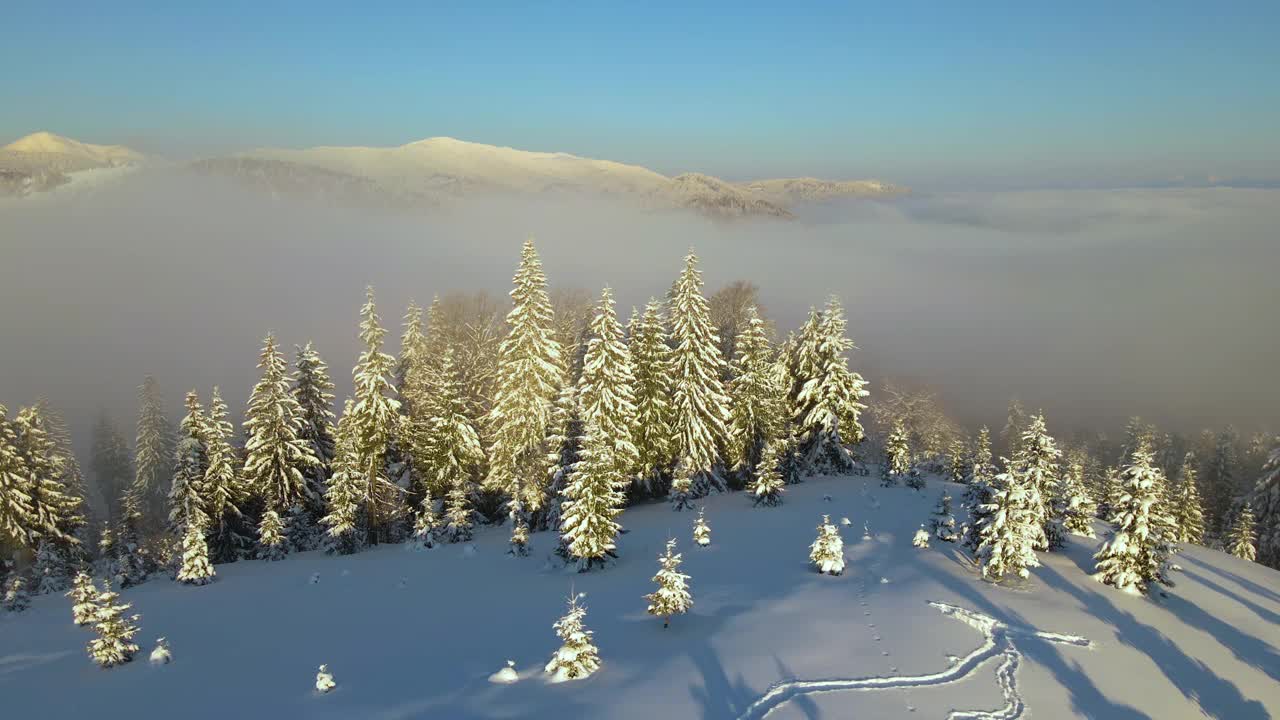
[411,488,440,549]
[882,419,910,487]
[727,306,786,485]
[1094,441,1172,593]
[809,514,845,575]
[749,438,786,507]
[947,437,970,484]
[442,483,474,543]
[1000,398,1027,458]
[67,571,99,625]
[1058,449,1097,538]
[168,390,208,533]
[348,288,405,544]
[293,342,337,523]
[131,376,175,526]
[576,288,640,485]
[1171,453,1206,544]
[202,387,250,562]
[427,349,485,499]
[243,334,318,524]
[792,297,868,474]
[629,300,676,495]
[34,537,72,594]
[961,427,996,550]
[646,539,693,628]
[693,507,711,547]
[0,405,34,549]
[559,418,625,571]
[487,240,564,546]
[1205,428,1239,533]
[3,574,30,612]
[177,518,216,584]
[1252,443,1279,568]
[1227,504,1257,561]
[931,490,957,542]
[667,250,731,499]
[87,582,141,668]
[544,592,600,681]
[89,414,133,524]
[321,399,363,554]
[13,405,84,546]
[1012,413,1062,551]
[257,510,288,561]
[975,464,1043,582]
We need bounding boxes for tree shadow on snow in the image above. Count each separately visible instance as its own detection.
[1180,553,1280,606]
[1177,565,1280,627]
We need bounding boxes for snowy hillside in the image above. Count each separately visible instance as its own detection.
[0,132,144,198]
[4,473,1276,720]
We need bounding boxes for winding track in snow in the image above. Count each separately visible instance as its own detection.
[735,602,1091,720]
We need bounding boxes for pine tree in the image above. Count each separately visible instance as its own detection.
[168,390,208,533]
[961,426,996,550]
[727,306,786,484]
[1205,428,1239,534]
[131,376,175,527]
[693,507,711,547]
[442,483,474,543]
[87,582,141,668]
[487,241,564,546]
[202,387,250,563]
[1094,441,1172,594]
[1227,504,1257,561]
[947,437,970,484]
[576,288,640,485]
[1171,453,1206,544]
[3,574,30,612]
[931,490,957,542]
[411,488,440,549]
[294,342,337,524]
[544,592,600,681]
[13,405,84,546]
[89,414,133,524]
[33,537,72,594]
[749,438,786,507]
[913,526,931,548]
[0,405,34,549]
[348,288,405,544]
[1000,399,1027,458]
[321,399,363,555]
[975,465,1043,582]
[244,333,319,526]
[35,404,90,546]
[629,299,676,495]
[1012,414,1062,551]
[559,419,625,571]
[882,419,910,486]
[792,297,869,474]
[67,571,99,625]
[177,518,216,583]
[1057,449,1097,538]
[667,250,731,499]
[809,514,845,575]
[257,509,288,561]
[646,539,693,628]
[1252,443,1279,568]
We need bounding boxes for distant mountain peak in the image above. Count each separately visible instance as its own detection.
[4,131,143,164]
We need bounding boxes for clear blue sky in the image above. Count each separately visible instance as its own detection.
[4,1,1277,188]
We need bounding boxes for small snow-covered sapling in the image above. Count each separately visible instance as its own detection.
[316,664,336,693]
[149,637,172,665]
[693,507,711,547]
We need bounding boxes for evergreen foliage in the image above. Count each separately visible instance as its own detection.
[645,539,693,628]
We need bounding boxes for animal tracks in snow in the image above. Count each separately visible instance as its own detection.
[735,602,1092,720]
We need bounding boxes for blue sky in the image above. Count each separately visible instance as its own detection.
[4,1,1277,188]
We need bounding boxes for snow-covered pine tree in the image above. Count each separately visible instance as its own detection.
[410,488,440,549]
[669,458,696,511]
[111,494,152,588]
[882,419,910,487]
[667,250,731,500]
[646,539,693,628]
[257,509,287,561]
[13,405,85,547]
[244,333,319,534]
[89,414,133,523]
[1205,428,1239,534]
[749,438,786,507]
[486,241,564,547]
[1000,398,1027,458]
[131,376,175,528]
[727,305,786,487]
[442,482,474,543]
[1012,413,1062,551]
[1171,453,1206,544]
[1252,443,1279,568]
[1093,441,1173,593]
[629,299,676,496]
[947,437,970,484]
[961,426,996,550]
[559,418,625,571]
[545,591,600,682]
[348,288,406,544]
[576,288,640,487]
[3,574,30,612]
[294,342,337,525]
[315,664,336,694]
[67,571,99,625]
[202,387,250,563]
[321,399,363,555]
[792,297,868,475]
[1057,449,1098,538]
[809,514,845,575]
[0,405,34,549]
[177,517,216,583]
[35,404,90,548]
[33,537,72,594]
[87,582,141,668]
[931,490,957,542]
[1227,504,1257,561]
[975,464,1043,582]
[913,526,931,548]
[693,507,711,547]
[168,390,209,534]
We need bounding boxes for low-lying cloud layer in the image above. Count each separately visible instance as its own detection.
[1,174,1275,453]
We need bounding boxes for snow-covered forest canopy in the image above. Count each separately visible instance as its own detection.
[1,239,1277,718]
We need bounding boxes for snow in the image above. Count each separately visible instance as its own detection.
[2,473,1277,718]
